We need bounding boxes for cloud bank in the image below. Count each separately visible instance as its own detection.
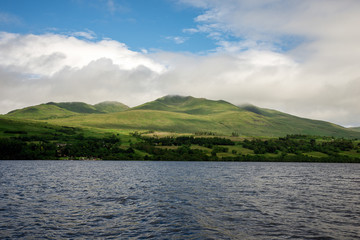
[0,32,165,112]
[1,0,360,127]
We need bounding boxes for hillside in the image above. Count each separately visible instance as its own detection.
[6,104,80,120]
[133,95,240,114]
[93,101,129,113]
[47,102,99,114]
[4,95,360,138]
[0,116,80,138]
[7,101,129,120]
[350,127,360,132]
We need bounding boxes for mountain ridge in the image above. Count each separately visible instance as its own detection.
[3,95,360,138]
[133,95,241,115]
[7,101,129,120]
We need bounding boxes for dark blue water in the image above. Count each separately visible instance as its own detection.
[0,161,359,239]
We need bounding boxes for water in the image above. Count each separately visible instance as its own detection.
[0,161,359,239]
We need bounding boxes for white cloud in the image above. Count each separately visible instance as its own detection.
[0,32,165,76]
[165,36,188,44]
[1,0,360,127]
[71,30,97,40]
[182,28,199,34]
[172,0,360,126]
[0,32,166,113]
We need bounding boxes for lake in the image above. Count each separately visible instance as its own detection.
[0,161,359,239]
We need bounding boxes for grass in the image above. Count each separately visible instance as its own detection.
[0,116,71,138]
[339,150,360,158]
[133,95,241,115]
[36,108,360,139]
[303,151,329,158]
[0,115,139,146]
[6,104,80,120]
[93,101,129,113]
[4,95,360,139]
[350,127,360,132]
[7,101,129,120]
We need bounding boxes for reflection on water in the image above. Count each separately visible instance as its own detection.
[0,161,359,239]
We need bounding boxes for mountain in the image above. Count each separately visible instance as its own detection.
[133,95,240,114]
[47,102,99,114]
[7,101,129,120]
[350,127,360,132]
[93,101,129,113]
[4,95,360,138]
[6,103,80,120]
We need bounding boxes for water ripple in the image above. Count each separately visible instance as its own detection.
[0,161,359,239]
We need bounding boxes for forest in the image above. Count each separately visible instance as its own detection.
[1,133,360,162]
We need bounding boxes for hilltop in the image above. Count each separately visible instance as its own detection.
[3,95,360,138]
[7,101,129,120]
[133,95,240,114]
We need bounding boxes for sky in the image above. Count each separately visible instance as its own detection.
[0,0,360,127]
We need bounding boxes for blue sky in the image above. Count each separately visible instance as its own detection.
[1,0,360,126]
[0,0,217,52]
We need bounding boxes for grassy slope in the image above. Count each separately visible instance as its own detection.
[0,116,77,138]
[6,104,80,120]
[133,95,240,114]
[5,95,360,138]
[0,115,137,144]
[48,102,100,113]
[93,101,129,113]
[350,127,360,132]
[7,101,129,120]
[0,117,50,137]
[44,98,360,138]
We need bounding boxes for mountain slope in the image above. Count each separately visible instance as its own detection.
[133,95,240,114]
[7,101,129,120]
[7,104,80,120]
[93,101,129,113]
[5,96,360,138]
[42,107,360,138]
[41,96,360,138]
[350,127,360,132]
[47,102,99,114]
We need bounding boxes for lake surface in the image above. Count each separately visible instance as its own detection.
[0,161,359,239]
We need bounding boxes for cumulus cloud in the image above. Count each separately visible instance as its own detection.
[0,32,165,113]
[173,0,360,126]
[0,32,164,76]
[71,30,97,40]
[1,0,360,127]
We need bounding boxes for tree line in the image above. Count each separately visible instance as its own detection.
[1,134,359,162]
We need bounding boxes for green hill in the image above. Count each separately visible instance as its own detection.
[133,95,240,114]
[47,102,99,114]
[7,104,80,120]
[4,96,360,138]
[93,101,129,113]
[0,116,80,138]
[349,127,360,132]
[7,101,129,120]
